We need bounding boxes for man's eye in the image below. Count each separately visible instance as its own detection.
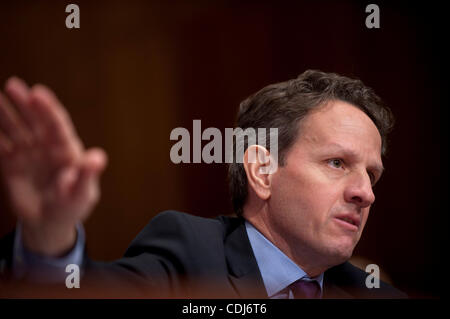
[328,159,343,168]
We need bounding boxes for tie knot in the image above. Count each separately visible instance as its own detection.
[290,279,321,299]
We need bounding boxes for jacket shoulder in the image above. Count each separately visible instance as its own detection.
[123,210,239,269]
[127,210,229,248]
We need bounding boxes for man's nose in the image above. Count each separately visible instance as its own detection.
[344,171,375,208]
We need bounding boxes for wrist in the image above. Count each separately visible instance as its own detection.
[21,221,78,257]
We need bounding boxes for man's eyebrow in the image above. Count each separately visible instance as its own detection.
[321,143,384,175]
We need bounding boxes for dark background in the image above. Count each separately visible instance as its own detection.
[0,0,445,298]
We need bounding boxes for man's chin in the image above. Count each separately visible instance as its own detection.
[323,241,356,265]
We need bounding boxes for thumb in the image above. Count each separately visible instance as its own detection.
[81,147,108,174]
[70,147,108,204]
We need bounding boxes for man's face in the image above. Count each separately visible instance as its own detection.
[266,100,383,269]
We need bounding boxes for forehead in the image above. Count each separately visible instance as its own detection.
[294,100,383,162]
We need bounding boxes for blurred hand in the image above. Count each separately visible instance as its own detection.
[0,77,107,257]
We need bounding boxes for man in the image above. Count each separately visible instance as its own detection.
[0,70,406,298]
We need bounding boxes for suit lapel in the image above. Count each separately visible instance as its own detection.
[323,277,353,298]
[223,218,267,298]
[323,263,356,298]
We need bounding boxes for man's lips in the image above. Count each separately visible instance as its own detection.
[333,213,361,231]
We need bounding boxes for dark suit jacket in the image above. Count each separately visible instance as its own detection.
[0,210,407,298]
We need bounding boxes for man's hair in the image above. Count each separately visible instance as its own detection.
[228,69,395,216]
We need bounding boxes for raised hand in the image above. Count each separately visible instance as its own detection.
[0,77,107,256]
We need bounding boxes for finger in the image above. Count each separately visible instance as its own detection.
[4,76,39,134]
[67,149,107,216]
[0,130,13,155]
[83,147,108,173]
[29,84,83,159]
[0,91,32,146]
[58,148,107,200]
[56,165,79,198]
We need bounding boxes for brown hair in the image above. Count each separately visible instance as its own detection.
[228,69,394,216]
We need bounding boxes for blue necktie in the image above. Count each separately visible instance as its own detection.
[290,279,321,299]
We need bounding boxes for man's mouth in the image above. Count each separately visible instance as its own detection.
[333,214,360,231]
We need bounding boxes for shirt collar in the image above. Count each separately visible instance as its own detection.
[245,220,324,298]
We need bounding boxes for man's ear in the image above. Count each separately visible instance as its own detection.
[243,145,275,201]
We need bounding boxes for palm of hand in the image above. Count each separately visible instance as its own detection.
[0,77,107,255]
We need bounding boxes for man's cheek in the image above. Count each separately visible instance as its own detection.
[361,210,370,228]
